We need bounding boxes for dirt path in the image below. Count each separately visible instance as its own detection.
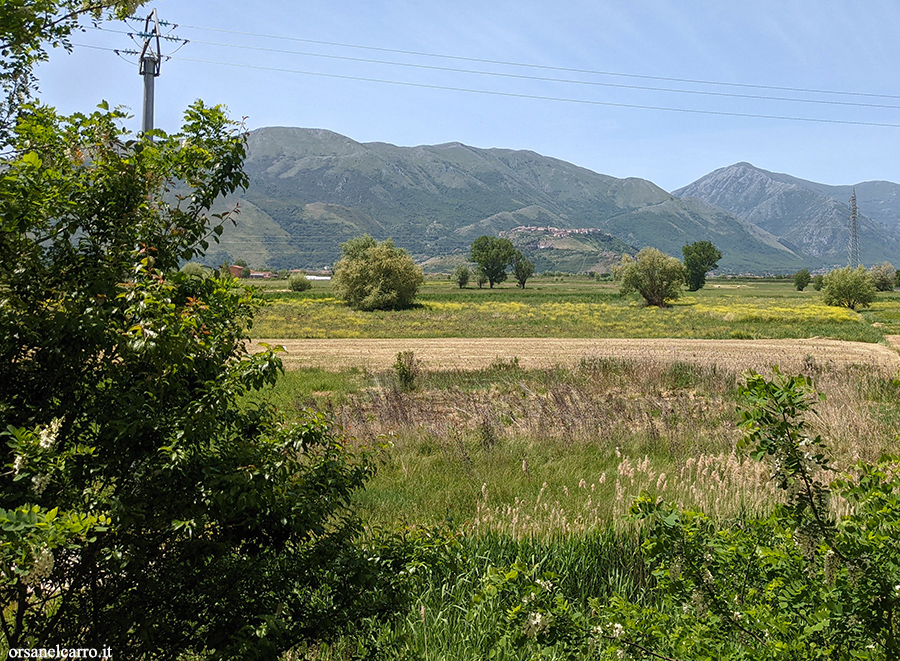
[249,337,900,374]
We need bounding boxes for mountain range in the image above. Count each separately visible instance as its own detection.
[202,127,900,274]
[673,163,900,266]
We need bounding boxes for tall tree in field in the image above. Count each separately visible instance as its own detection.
[470,236,517,288]
[682,241,722,291]
[512,251,535,288]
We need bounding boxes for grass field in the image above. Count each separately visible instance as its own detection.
[250,276,899,341]
[244,275,900,531]
[259,352,900,659]
[242,276,900,659]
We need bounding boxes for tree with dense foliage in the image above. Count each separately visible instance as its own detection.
[332,235,424,310]
[869,261,896,292]
[682,240,722,291]
[469,236,517,288]
[794,267,812,291]
[616,248,686,307]
[822,265,877,309]
[812,273,825,291]
[452,264,470,288]
[512,252,535,288]
[1,6,417,658]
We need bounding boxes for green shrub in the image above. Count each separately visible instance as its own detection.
[822,265,877,309]
[616,247,686,307]
[869,261,896,292]
[793,267,811,291]
[332,235,424,310]
[393,351,420,391]
[452,264,470,289]
[288,272,312,291]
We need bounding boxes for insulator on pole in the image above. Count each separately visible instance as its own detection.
[138,9,162,134]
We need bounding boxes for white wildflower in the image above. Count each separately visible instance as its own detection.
[536,578,554,591]
[32,473,51,495]
[13,455,25,474]
[39,417,63,450]
[522,611,551,638]
[24,548,54,587]
[611,622,624,638]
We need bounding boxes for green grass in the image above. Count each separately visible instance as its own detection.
[242,276,900,660]
[239,367,368,413]
[250,277,891,342]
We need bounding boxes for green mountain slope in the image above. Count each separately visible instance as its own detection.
[209,128,804,272]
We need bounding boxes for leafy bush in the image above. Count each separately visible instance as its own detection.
[869,261,896,292]
[475,371,900,659]
[393,351,420,391]
[452,264,470,289]
[682,240,722,291]
[794,267,812,291]
[332,235,424,310]
[475,266,489,288]
[512,252,535,288]
[288,272,312,291]
[0,10,417,655]
[812,273,825,291]
[822,265,877,309]
[616,247,686,307]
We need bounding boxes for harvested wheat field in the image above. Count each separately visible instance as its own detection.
[250,337,900,373]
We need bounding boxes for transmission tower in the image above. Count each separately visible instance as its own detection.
[848,187,860,268]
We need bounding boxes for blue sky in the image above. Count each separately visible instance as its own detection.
[36,0,900,191]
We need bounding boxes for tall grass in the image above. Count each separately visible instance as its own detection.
[262,349,900,660]
[248,355,900,531]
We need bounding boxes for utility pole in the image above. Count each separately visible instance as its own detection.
[138,9,162,134]
[848,187,860,268]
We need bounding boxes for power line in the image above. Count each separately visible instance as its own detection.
[152,35,900,112]
[70,44,900,128]
[168,22,900,102]
[90,26,900,111]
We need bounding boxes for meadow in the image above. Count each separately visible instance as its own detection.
[251,276,899,341]
[245,276,900,658]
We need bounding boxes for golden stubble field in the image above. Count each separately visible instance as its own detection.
[250,336,900,373]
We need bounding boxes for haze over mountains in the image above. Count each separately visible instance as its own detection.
[205,127,900,274]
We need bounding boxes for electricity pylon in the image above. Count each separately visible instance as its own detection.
[848,187,860,268]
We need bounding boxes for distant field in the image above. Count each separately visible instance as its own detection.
[250,276,900,341]
[249,336,900,373]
